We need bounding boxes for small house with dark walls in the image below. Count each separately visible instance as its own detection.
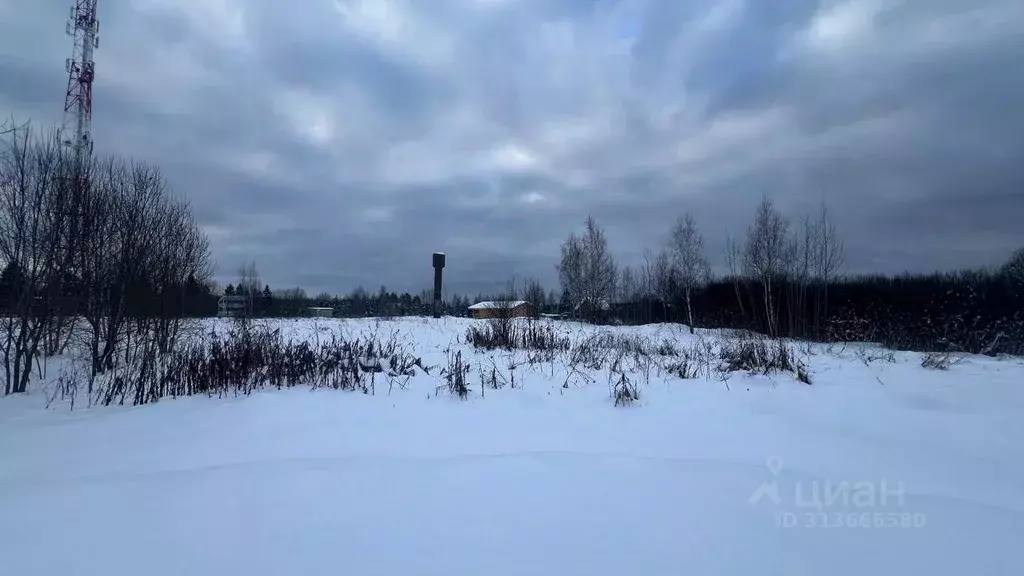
[217,294,249,318]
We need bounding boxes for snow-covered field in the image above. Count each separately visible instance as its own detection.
[2,316,1024,575]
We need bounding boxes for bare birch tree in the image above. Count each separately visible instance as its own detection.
[639,248,659,323]
[782,214,815,337]
[743,196,790,337]
[815,203,844,337]
[668,214,710,333]
[724,232,746,318]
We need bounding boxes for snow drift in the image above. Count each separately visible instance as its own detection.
[2,316,1023,576]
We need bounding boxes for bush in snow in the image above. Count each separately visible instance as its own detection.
[465,320,570,353]
[439,348,470,400]
[718,336,812,384]
[76,321,427,407]
[920,350,960,371]
[612,373,639,406]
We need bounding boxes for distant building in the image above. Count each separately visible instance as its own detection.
[308,307,334,318]
[217,294,250,318]
[468,300,536,319]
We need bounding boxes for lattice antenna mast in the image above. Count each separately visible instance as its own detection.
[62,0,99,167]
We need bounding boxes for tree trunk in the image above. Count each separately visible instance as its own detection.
[685,289,695,334]
[763,278,775,338]
[733,281,745,317]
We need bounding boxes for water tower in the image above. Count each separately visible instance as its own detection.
[432,252,445,319]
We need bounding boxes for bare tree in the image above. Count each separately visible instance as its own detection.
[724,232,746,318]
[651,247,676,322]
[150,196,212,354]
[557,231,585,315]
[637,247,661,323]
[618,265,637,323]
[618,266,635,302]
[0,117,212,398]
[743,196,790,337]
[0,116,29,138]
[815,203,844,337]
[0,123,74,394]
[582,215,617,313]
[802,213,820,336]
[489,278,520,347]
[74,155,121,380]
[668,214,710,333]
[558,215,617,321]
[237,260,261,317]
[66,156,212,389]
[99,159,164,374]
[782,213,815,338]
[522,277,545,318]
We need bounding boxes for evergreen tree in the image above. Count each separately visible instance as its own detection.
[262,285,273,316]
[0,260,25,313]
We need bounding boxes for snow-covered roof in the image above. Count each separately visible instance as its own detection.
[468,300,529,310]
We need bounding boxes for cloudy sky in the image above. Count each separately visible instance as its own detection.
[1,0,1022,296]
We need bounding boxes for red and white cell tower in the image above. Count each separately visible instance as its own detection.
[62,0,99,166]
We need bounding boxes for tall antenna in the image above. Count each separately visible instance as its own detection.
[62,0,99,167]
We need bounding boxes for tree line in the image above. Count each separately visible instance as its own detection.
[218,195,1023,358]
[0,120,213,395]
[216,272,548,319]
[554,197,1023,355]
[219,279,444,318]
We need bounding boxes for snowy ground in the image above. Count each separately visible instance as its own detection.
[2,317,1024,575]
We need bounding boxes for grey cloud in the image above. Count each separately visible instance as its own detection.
[0,59,56,114]
[1,0,1022,297]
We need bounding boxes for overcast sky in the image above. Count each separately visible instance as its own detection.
[2,0,1022,296]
